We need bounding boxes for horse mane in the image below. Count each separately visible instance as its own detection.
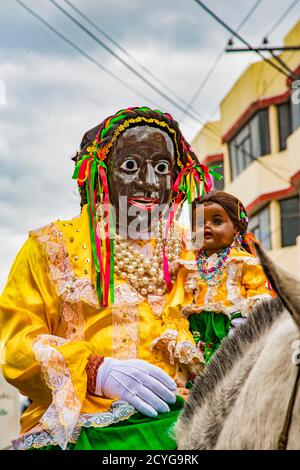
[181,297,284,422]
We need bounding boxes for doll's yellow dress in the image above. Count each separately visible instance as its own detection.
[154,246,274,367]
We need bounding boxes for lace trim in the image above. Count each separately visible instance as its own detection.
[174,341,205,366]
[31,222,91,340]
[113,283,144,306]
[184,272,199,294]
[151,329,178,365]
[179,255,259,273]
[147,294,166,318]
[183,256,270,317]
[112,285,141,359]
[230,256,259,265]
[32,334,82,450]
[31,223,97,307]
[12,401,136,450]
[178,259,197,270]
[238,293,273,317]
[225,262,244,316]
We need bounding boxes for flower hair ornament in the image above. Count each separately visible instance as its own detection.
[72,106,222,307]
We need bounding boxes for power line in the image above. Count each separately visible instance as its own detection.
[180,0,264,123]
[15,0,220,144]
[193,0,293,80]
[15,0,296,190]
[263,0,300,42]
[233,143,295,187]
[62,0,209,124]
[188,2,299,187]
[47,0,217,131]
[270,51,295,77]
[15,0,160,108]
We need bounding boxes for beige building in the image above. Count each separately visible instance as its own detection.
[193,20,300,278]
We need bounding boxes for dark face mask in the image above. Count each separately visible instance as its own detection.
[107,128,175,238]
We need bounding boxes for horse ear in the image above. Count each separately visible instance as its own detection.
[254,241,300,329]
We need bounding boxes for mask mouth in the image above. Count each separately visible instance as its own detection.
[128,196,159,212]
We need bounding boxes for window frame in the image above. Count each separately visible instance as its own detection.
[229,108,270,180]
[277,100,292,151]
[248,204,272,251]
[280,196,300,247]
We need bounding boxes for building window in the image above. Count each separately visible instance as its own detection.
[280,196,300,247]
[229,108,270,180]
[211,160,224,190]
[277,101,292,150]
[291,95,300,132]
[248,204,271,250]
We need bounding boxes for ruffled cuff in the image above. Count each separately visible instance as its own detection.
[151,329,178,365]
[32,334,96,450]
[151,327,205,370]
[240,293,273,317]
[174,341,205,373]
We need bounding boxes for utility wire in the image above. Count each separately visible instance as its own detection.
[15,0,220,142]
[233,143,295,187]
[47,0,217,131]
[193,0,295,80]
[270,51,295,76]
[180,0,264,123]
[15,0,161,108]
[188,2,299,187]
[15,0,295,190]
[263,0,300,41]
[196,1,300,122]
[62,0,209,124]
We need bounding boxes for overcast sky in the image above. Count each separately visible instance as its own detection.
[0,0,299,290]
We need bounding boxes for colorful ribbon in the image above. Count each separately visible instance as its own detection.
[72,150,114,307]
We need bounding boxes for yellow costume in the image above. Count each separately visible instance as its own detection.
[152,247,274,365]
[0,205,201,450]
[165,247,273,317]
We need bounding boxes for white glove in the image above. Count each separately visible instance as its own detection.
[95,358,177,418]
[228,317,247,336]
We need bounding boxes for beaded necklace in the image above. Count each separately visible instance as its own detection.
[114,221,182,297]
[196,241,235,287]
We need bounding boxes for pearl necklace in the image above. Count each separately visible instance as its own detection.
[114,223,182,297]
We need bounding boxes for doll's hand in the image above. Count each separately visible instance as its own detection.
[175,365,188,388]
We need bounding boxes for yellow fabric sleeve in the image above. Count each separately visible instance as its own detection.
[240,262,274,315]
[151,266,204,369]
[241,263,273,298]
[0,236,95,407]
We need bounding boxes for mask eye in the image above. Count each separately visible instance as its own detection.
[120,159,138,172]
[154,161,170,175]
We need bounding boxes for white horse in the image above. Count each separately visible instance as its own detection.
[175,243,300,450]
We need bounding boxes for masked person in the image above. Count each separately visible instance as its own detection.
[0,106,218,450]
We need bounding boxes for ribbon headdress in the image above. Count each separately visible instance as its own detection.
[72,107,222,306]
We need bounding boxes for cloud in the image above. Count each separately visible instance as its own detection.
[0,0,299,289]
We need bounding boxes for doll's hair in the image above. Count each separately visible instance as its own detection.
[192,190,253,253]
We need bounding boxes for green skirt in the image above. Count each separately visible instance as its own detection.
[189,310,241,364]
[30,396,184,450]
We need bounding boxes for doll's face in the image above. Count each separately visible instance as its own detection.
[107,127,175,237]
[194,202,237,255]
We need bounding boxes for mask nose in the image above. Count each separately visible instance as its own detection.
[136,162,159,192]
